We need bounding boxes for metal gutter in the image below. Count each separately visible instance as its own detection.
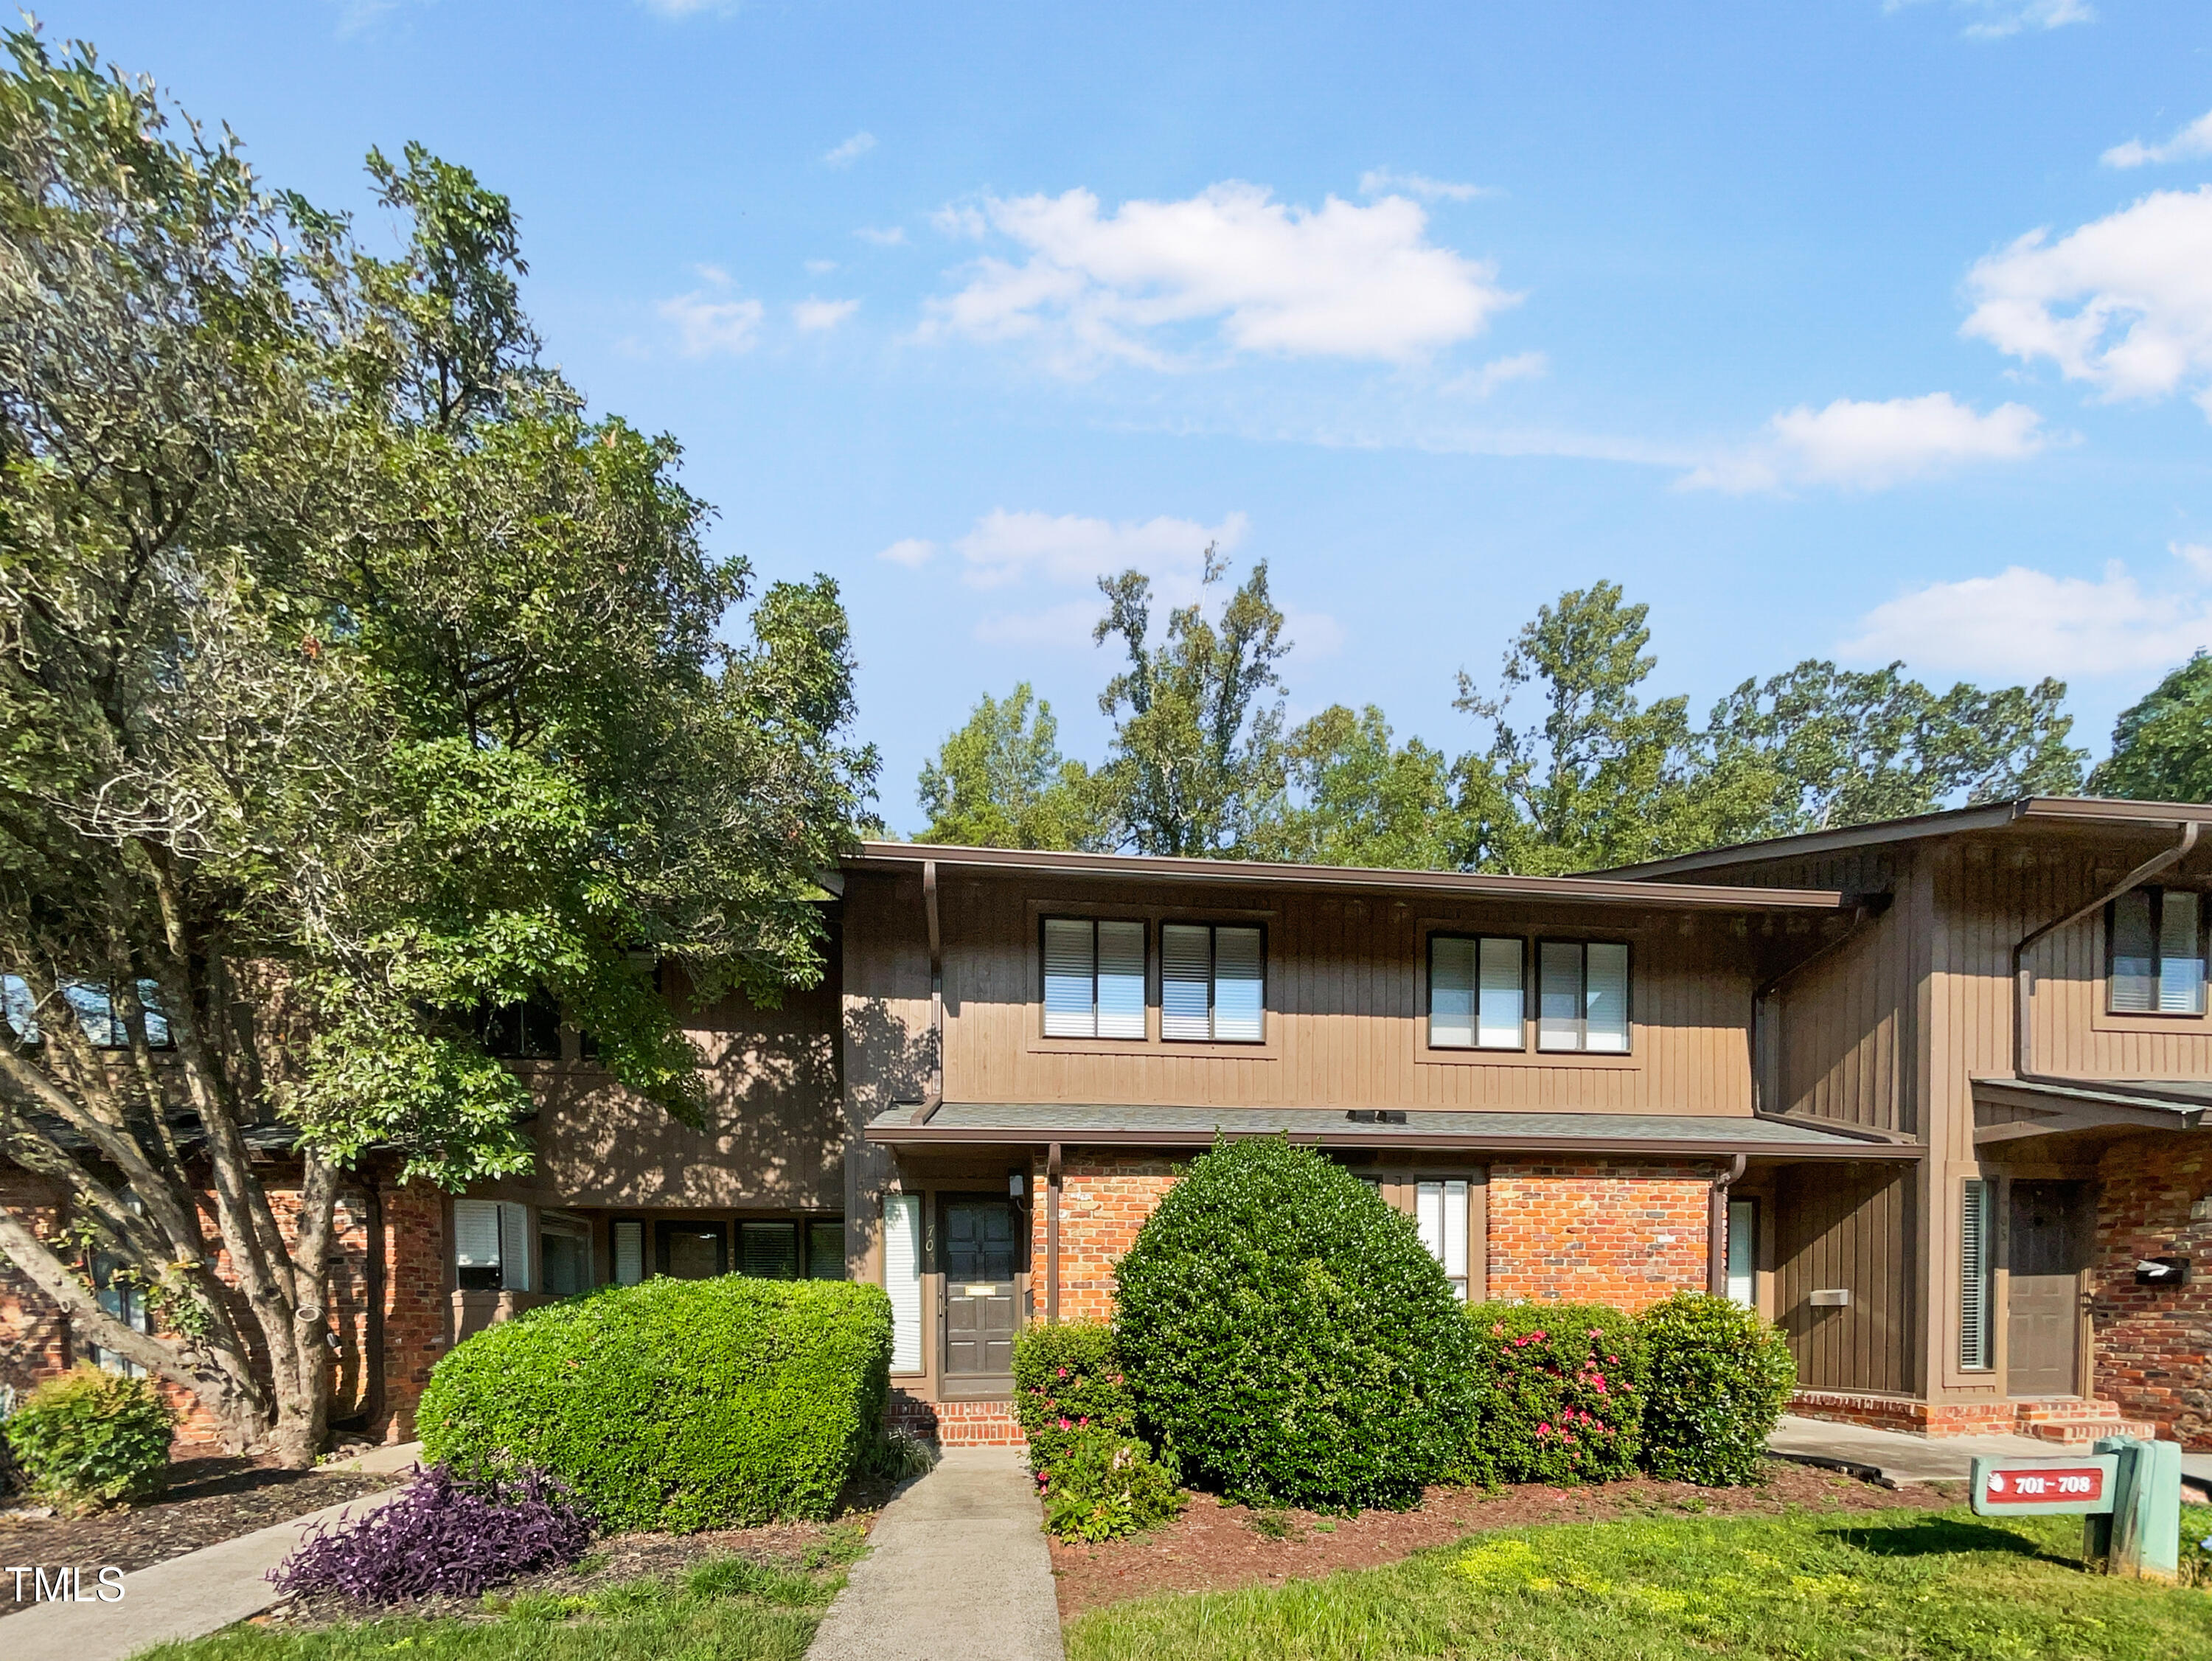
[849,842,1846,912]
[863,1121,1920,1160]
[1708,1154,1747,1296]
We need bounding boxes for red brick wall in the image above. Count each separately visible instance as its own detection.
[380,1181,448,1441]
[1,1171,69,1398]
[1033,1153,1180,1323]
[1486,1160,1714,1311]
[2090,1135,2212,1449]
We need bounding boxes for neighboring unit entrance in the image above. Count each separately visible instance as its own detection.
[2007,1180,2087,1397]
[941,1197,1020,1380]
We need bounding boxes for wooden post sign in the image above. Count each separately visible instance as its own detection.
[1970,1438,2183,1582]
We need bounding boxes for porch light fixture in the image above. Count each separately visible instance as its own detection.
[1009,1169,1025,1198]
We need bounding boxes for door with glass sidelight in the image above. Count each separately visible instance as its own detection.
[940,1196,1021,1382]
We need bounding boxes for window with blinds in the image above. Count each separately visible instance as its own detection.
[1428,936,1525,1049]
[1416,1180,1470,1300]
[2109,888,2207,1015]
[1161,923,1265,1042]
[612,1219,644,1286]
[1042,917,1147,1038]
[453,1199,532,1292]
[1959,1179,1994,1371]
[884,1194,923,1373]
[807,1219,846,1280]
[1536,940,1631,1053]
[740,1220,800,1279]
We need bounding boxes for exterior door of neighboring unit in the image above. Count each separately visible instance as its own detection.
[2006,1180,2087,1397]
[941,1197,1020,1379]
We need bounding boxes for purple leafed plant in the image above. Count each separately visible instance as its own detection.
[271,1465,594,1603]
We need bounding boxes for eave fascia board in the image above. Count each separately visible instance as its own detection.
[861,1123,1921,1160]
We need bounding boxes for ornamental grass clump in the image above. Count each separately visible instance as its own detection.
[1467,1302,1642,1485]
[1113,1136,1484,1511]
[272,1466,591,1603]
[1636,1291,1796,1486]
[1,1364,174,1512]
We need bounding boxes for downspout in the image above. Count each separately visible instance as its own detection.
[2011,821,2199,1082]
[1708,1154,1747,1297]
[1046,1141,1062,1324]
[1751,897,1885,1117]
[911,860,945,1124]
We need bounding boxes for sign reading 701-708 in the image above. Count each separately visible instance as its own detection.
[1969,1454,2119,1517]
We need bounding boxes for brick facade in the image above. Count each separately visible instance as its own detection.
[2090,1135,2212,1449]
[1032,1152,1181,1323]
[887,1390,1025,1447]
[0,1171,69,1400]
[1486,1160,1714,1311]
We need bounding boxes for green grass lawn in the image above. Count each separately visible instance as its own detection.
[1066,1504,2212,1661]
[138,1553,843,1661]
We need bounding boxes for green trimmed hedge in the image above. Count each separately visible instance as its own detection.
[1114,1138,1484,1510]
[418,1275,891,1531]
[1467,1302,1642,1485]
[1637,1291,1797,1486]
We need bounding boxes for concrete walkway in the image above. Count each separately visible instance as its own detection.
[807,1447,1062,1661]
[3,1463,411,1661]
[1768,1415,2212,1497]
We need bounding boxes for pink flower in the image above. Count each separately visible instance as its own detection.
[1058,1418,1073,1430]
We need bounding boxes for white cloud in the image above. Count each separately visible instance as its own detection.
[658,288,764,355]
[636,0,738,15]
[823,131,876,168]
[1358,168,1492,204]
[2104,109,2212,169]
[793,297,860,332]
[1964,188,2212,410]
[855,225,908,246]
[1439,351,1548,398]
[804,258,838,275]
[953,509,1249,593]
[1841,547,2212,678]
[877,537,937,568]
[1683,394,2047,492]
[1885,0,2093,39]
[972,600,1109,647]
[919,182,1517,370]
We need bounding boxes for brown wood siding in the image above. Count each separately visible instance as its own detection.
[928,875,1757,1113]
[1775,1162,1916,1393]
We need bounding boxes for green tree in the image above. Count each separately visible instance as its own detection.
[2087,653,2212,803]
[1092,549,1290,857]
[0,32,872,1463]
[1707,661,2085,833]
[1243,705,1475,870]
[914,683,1107,849]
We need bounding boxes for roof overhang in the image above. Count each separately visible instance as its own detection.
[1972,1075,2208,1147]
[849,842,1848,912]
[866,1103,1920,1161]
[1598,797,2212,883]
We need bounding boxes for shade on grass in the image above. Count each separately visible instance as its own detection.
[135,1553,844,1661]
[1065,1505,2212,1661]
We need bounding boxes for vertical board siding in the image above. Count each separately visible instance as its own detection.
[1775,1163,1916,1393]
[920,875,1760,1112]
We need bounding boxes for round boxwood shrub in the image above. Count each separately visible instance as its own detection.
[1636,1291,1796,1487]
[1467,1301,1641,1485]
[418,1275,891,1531]
[2,1363,174,1511]
[1113,1137,1483,1510]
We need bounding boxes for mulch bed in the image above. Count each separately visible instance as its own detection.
[1050,1459,1964,1618]
[0,1453,396,1618]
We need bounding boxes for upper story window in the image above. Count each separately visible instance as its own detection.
[1043,918,1147,1038]
[1428,936,1525,1050]
[476,992,561,1059]
[2109,888,2207,1016]
[1161,923,1265,1042]
[1537,940,1631,1053]
[3,975,173,1050]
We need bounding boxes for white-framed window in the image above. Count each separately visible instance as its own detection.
[1042,917,1147,1038]
[1428,936,1524,1050]
[1161,923,1265,1042]
[453,1199,532,1293]
[1726,1198,1756,1310]
[539,1211,593,1297]
[1415,1180,1470,1300]
[1537,940,1630,1053]
[611,1219,645,1287]
[87,1250,149,1377]
[1959,1179,1994,1371]
[883,1194,923,1373]
[2109,888,2207,1016]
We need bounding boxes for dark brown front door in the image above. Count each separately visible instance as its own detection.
[2007,1180,2087,1396]
[942,1198,1019,1377]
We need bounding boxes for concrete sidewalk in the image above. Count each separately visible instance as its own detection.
[3,1474,407,1661]
[806,1447,1062,1661]
[1768,1415,2212,1495]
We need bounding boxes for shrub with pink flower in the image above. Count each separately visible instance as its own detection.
[1466,1300,1642,1485]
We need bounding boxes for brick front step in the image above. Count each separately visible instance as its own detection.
[1791,1390,2166,1442]
[2026,1418,2160,1444]
[885,1390,1026,1449]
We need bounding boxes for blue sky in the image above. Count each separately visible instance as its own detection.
[41,0,2212,828]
